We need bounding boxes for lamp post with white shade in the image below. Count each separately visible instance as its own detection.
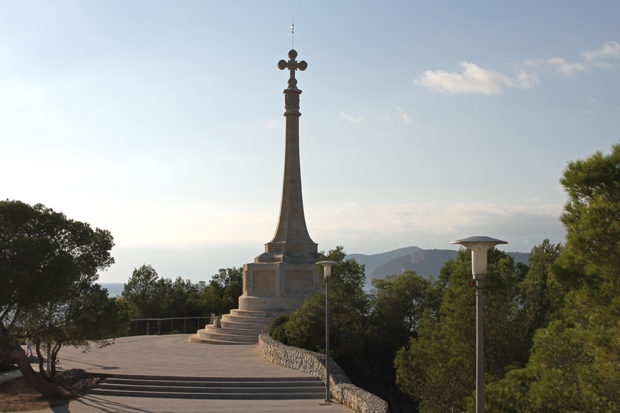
[451,236,507,413]
[317,260,337,404]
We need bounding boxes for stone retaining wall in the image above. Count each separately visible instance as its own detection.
[258,334,388,413]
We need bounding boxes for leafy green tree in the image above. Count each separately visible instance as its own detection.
[165,277,203,318]
[269,246,368,358]
[517,240,566,346]
[395,248,527,413]
[0,200,116,398]
[200,267,243,316]
[557,143,620,290]
[369,270,441,355]
[484,143,620,412]
[195,267,242,317]
[123,264,172,319]
[23,283,128,382]
[123,266,242,321]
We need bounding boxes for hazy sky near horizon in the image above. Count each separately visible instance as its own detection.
[2,1,619,283]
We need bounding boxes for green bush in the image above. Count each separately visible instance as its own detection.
[268,315,289,344]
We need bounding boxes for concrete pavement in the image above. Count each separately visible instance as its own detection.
[11,334,351,412]
[0,368,22,385]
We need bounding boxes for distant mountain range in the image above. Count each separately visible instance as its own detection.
[347,247,530,284]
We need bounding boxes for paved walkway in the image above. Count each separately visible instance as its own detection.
[10,334,351,412]
[0,368,23,385]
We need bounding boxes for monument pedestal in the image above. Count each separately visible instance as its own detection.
[240,261,318,313]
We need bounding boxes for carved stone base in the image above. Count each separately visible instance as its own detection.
[239,261,318,313]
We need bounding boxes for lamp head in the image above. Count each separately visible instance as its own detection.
[451,236,507,279]
[317,261,338,280]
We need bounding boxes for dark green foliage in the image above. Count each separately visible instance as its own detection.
[201,267,243,316]
[395,248,529,413]
[123,264,171,319]
[268,314,289,343]
[517,240,566,345]
[0,200,125,396]
[22,282,129,381]
[122,265,243,319]
[264,241,581,413]
[270,246,368,358]
[483,143,620,412]
[369,270,441,356]
[0,200,114,321]
[556,143,620,292]
[270,247,430,412]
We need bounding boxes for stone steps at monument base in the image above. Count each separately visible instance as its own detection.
[220,320,270,330]
[229,309,287,318]
[187,335,253,345]
[190,309,280,345]
[195,330,258,343]
[221,314,275,324]
[203,325,263,336]
[91,374,324,400]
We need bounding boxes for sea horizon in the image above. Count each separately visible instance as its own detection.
[98,283,125,298]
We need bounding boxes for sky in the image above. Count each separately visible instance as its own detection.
[1,1,619,283]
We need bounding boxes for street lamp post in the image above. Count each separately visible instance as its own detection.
[318,260,337,404]
[451,236,507,413]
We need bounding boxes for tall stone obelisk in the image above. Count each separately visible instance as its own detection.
[239,49,320,313]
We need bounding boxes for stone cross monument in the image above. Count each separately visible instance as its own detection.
[238,49,320,313]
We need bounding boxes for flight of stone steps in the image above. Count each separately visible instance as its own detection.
[188,309,286,345]
[91,373,325,400]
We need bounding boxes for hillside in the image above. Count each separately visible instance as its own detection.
[346,246,421,280]
[372,249,458,280]
[347,248,530,283]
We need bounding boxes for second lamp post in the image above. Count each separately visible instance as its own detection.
[451,236,507,413]
[318,260,337,404]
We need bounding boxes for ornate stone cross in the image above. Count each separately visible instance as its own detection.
[277,49,307,89]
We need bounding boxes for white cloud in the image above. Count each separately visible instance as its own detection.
[545,57,587,77]
[415,62,540,95]
[341,112,362,122]
[582,41,620,61]
[528,41,620,77]
[401,113,412,123]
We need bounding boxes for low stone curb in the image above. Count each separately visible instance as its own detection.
[258,334,388,413]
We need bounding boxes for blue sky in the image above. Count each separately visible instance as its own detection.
[2,1,619,283]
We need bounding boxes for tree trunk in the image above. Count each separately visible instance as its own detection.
[46,341,52,375]
[35,340,49,381]
[49,343,62,382]
[1,328,70,399]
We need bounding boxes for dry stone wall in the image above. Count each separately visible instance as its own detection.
[258,334,388,413]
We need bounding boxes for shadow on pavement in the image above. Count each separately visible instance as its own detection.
[73,395,154,413]
[55,358,120,370]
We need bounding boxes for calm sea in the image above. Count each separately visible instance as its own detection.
[98,283,125,298]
